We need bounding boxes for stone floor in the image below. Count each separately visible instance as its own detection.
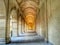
[11,35,44,43]
[0,35,53,45]
[0,41,53,45]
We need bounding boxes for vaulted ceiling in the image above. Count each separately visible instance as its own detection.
[3,0,46,29]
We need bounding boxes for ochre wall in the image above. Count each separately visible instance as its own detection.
[0,0,6,38]
[48,0,60,45]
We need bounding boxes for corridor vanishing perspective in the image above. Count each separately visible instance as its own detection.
[9,0,45,43]
[5,0,49,44]
[1,0,49,44]
[1,0,60,45]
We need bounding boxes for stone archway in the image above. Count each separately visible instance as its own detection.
[5,0,48,43]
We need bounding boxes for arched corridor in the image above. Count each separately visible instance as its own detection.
[0,0,49,44]
[0,0,60,45]
[8,0,45,43]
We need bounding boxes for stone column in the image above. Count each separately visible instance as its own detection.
[5,0,10,43]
